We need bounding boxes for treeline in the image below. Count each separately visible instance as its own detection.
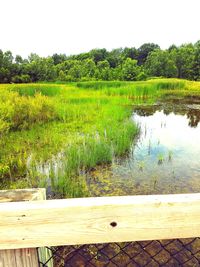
[0,41,200,83]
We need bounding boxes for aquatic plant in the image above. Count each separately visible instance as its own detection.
[1,78,200,196]
[157,153,164,165]
[138,161,145,171]
[0,83,138,196]
[168,150,173,161]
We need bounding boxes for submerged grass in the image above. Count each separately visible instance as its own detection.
[0,78,200,197]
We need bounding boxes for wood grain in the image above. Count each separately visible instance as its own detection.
[0,189,46,203]
[0,193,200,249]
[0,188,47,267]
[0,249,38,267]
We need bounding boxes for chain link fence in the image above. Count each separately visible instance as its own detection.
[38,238,200,267]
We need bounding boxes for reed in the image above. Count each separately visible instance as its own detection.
[1,78,200,196]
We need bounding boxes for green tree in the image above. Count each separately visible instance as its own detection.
[0,50,13,82]
[15,55,24,64]
[122,47,138,60]
[137,43,160,65]
[145,50,177,78]
[122,58,141,81]
[96,60,111,80]
[68,61,82,81]
[91,48,108,63]
[81,59,96,78]
[107,48,123,68]
[192,41,200,80]
[172,44,195,79]
[27,55,56,82]
[52,53,67,65]
[58,70,67,81]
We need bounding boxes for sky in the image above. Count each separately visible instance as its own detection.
[0,0,200,58]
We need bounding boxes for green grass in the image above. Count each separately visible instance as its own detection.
[9,84,64,96]
[0,78,200,197]
[0,83,139,197]
[76,81,126,89]
[151,79,186,90]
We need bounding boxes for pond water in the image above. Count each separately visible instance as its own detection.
[86,96,200,196]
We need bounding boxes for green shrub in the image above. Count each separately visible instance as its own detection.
[11,74,31,83]
[0,91,57,133]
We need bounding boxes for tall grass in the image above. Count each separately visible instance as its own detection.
[151,79,186,90]
[76,81,126,89]
[0,83,138,196]
[9,84,64,96]
[76,79,187,100]
[49,107,137,197]
[1,78,200,197]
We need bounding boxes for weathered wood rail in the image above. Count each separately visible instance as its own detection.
[0,189,52,267]
[1,192,200,251]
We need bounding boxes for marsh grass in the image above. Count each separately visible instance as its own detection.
[9,84,64,96]
[152,79,186,90]
[157,153,164,165]
[76,81,126,89]
[1,78,200,197]
[0,83,138,196]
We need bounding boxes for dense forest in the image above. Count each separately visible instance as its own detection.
[0,41,200,83]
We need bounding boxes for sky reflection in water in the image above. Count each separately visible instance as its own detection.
[87,103,200,196]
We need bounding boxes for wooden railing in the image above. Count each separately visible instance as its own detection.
[1,189,200,266]
[0,189,51,267]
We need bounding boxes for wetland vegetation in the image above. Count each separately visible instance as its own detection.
[0,78,200,197]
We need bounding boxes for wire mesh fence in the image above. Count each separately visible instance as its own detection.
[38,238,200,267]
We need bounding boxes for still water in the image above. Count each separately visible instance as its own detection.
[87,98,200,196]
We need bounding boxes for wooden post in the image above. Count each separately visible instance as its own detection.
[0,188,53,267]
[0,249,39,267]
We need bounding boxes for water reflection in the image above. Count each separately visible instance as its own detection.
[86,99,200,196]
[133,104,200,128]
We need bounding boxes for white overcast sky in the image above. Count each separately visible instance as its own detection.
[0,0,200,58]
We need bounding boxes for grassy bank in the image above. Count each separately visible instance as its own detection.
[0,78,200,197]
[0,83,138,197]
